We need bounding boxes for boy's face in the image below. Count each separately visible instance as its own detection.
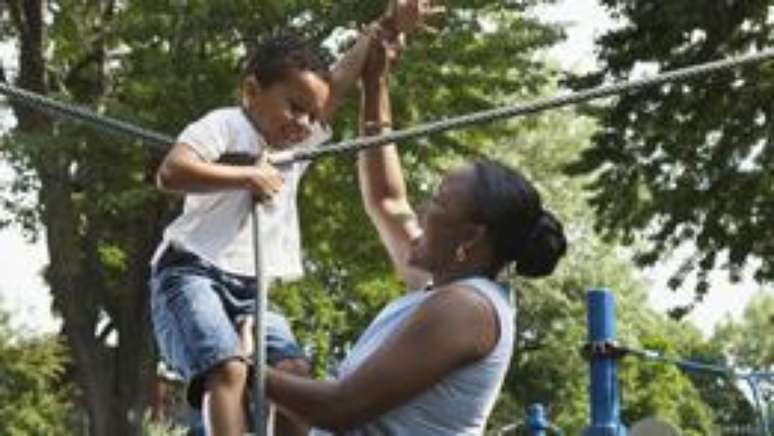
[245,69,330,149]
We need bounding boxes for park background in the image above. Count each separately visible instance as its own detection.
[0,0,772,434]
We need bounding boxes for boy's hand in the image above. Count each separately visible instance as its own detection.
[242,156,284,203]
[368,0,445,75]
[383,0,445,35]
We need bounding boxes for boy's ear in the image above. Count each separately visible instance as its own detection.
[242,75,262,100]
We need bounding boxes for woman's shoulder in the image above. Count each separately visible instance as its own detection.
[429,282,497,310]
[432,278,508,308]
[419,282,500,358]
[421,284,500,333]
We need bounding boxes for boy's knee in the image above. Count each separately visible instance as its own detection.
[206,358,249,389]
[275,358,311,377]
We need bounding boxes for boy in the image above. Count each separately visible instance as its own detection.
[149,2,433,435]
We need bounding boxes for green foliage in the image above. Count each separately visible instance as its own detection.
[617,336,717,436]
[679,340,758,432]
[141,411,187,436]
[713,292,774,429]
[565,0,774,301]
[0,309,74,435]
[714,292,774,369]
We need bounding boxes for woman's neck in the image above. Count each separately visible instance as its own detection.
[432,265,495,288]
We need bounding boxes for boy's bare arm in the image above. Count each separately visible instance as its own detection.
[324,0,444,120]
[323,20,392,121]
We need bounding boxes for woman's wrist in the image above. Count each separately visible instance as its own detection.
[362,74,389,90]
[363,120,392,134]
[372,14,398,40]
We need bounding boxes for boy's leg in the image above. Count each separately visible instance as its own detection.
[150,265,250,436]
[203,359,250,436]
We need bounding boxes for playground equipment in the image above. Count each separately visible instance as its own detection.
[583,289,774,436]
[497,403,564,436]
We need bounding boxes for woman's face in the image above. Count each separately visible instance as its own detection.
[408,165,478,273]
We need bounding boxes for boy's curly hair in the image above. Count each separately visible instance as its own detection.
[242,29,331,86]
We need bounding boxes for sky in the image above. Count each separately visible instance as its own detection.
[1,0,771,337]
[531,0,619,73]
[0,39,56,335]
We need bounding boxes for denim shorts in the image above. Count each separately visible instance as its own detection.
[150,247,306,408]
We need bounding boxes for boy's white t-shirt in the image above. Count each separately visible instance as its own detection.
[151,107,331,279]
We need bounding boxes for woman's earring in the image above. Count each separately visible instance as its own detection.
[455,246,467,263]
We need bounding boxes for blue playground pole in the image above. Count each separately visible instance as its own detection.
[584,289,627,436]
[526,403,549,436]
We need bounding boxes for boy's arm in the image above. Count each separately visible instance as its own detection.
[324,0,442,121]
[157,143,283,202]
[323,20,392,122]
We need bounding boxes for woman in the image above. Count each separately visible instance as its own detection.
[265,35,567,435]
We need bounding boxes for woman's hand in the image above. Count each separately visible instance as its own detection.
[237,316,255,356]
[363,27,398,82]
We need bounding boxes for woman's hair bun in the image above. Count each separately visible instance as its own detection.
[513,210,567,278]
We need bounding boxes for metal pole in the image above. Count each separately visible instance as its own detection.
[745,377,771,436]
[251,204,268,436]
[584,289,627,436]
[271,49,774,165]
[526,403,549,436]
[0,82,175,149]
[5,50,774,164]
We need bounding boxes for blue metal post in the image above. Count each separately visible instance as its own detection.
[526,403,549,436]
[584,289,627,436]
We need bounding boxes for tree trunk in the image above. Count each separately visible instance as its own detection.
[10,1,157,434]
